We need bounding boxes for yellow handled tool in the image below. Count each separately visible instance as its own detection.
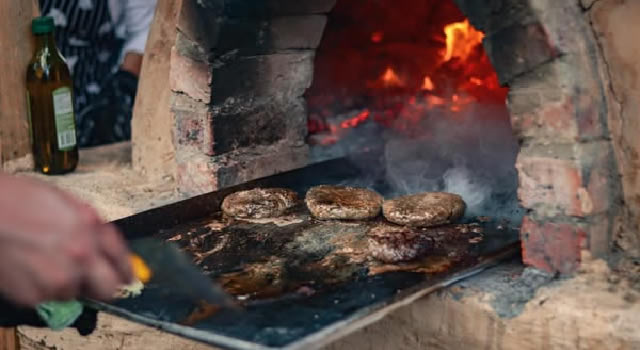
[130,254,152,283]
[127,238,236,308]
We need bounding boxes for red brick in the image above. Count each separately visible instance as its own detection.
[521,216,586,274]
[270,15,327,49]
[209,97,307,156]
[574,90,604,139]
[177,0,220,54]
[210,52,313,105]
[211,15,327,54]
[169,47,212,103]
[484,22,558,85]
[510,93,603,141]
[213,144,309,188]
[171,93,214,156]
[176,144,309,196]
[507,57,606,142]
[175,31,207,63]
[516,155,587,217]
[516,142,615,218]
[174,112,202,150]
[176,154,218,196]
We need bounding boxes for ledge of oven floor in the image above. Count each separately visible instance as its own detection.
[14,142,183,222]
[15,142,640,350]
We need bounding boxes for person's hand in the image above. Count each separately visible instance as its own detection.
[0,174,133,306]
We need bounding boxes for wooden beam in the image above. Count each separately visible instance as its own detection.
[131,0,181,181]
[0,327,18,350]
[0,0,40,169]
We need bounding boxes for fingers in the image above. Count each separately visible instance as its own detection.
[61,192,132,286]
[80,254,123,301]
[74,224,132,301]
[59,192,133,293]
[96,224,133,285]
[0,260,42,307]
[0,249,81,306]
[0,177,133,304]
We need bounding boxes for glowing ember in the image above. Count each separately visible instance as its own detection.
[371,31,384,43]
[341,109,370,129]
[381,67,404,87]
[426,95,446,107]
[469,77,483,85]
[443,19,485,62]
[421,76,435,91]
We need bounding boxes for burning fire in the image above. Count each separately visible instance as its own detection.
[381,67,404,87]
[421,76,435,91]
[443,19,484,62]
[307,4,508,142]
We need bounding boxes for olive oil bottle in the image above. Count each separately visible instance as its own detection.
[26,16,79,174]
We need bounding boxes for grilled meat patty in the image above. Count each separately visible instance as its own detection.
[367,223,433,263]
[305,185,383,220]
[221,188,298,219]
[382,192,465,227]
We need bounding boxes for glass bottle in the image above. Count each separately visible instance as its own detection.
[26,16,79,175]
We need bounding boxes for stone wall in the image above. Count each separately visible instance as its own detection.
[454,0,625,273]
[170,0,336,196]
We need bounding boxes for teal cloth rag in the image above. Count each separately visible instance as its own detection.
[35,300,84,331]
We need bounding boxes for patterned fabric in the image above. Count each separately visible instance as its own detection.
[76,70,137,146]
[39,0,132,147]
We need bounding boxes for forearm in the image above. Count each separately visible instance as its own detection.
[119,0,157,69]
[120,52,143,77]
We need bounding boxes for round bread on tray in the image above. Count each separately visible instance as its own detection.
[367,223,432,263]
[305,185,383,220]
[221,188,298,219]
[382,192,466,227]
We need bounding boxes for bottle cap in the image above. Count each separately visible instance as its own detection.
[32,16,55,34]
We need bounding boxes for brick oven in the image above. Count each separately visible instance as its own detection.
[130,0,637,277]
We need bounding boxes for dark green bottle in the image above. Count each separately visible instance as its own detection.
[26,16,79,175]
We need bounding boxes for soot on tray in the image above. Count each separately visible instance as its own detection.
[152,199,507,304]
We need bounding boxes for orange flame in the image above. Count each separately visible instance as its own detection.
[307,9,508,140]
[443,19,484,62]
[421,76,435,91]
[381,67,404,87]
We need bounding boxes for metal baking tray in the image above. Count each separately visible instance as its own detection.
[87,155,521,350]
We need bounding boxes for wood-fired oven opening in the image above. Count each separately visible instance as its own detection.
[305,0,523,222]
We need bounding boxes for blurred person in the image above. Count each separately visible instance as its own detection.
[0,173,133,306]
[0,0,157,310]
[39,0,157,147]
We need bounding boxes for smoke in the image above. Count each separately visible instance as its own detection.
[443,167,491,210]
[331,100,524,223]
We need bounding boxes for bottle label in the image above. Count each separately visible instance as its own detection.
[51,87,77,151]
